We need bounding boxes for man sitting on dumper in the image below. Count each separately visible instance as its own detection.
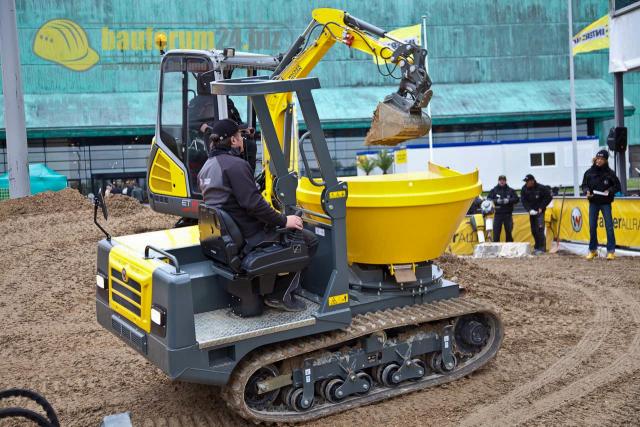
[197,119,318,312]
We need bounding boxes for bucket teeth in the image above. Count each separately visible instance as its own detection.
[364,102,432,146]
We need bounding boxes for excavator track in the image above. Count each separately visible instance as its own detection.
[222,297,504,424]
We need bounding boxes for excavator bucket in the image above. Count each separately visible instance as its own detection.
[365,90,433,146]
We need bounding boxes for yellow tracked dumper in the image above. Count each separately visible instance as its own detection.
[94,8,503,423]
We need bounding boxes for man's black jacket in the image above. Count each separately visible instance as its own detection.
[487,184,520,214]
[197,147,285,238]
[520,182,552,212]
[581,164,621,204]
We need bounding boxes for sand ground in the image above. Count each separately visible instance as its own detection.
[1,189,639,426]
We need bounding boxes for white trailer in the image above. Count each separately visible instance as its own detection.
[359,136,600,190]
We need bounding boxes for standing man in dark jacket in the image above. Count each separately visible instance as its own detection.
[487,175,520,242]
[581,149,621,260]
[521,174,552,254]
[198,119,318,311]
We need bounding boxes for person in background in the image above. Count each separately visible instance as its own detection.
[124,180,134,197]
[521,174,552,255]
[581,149,621,260]
[104,183,113,198]
[487,175,520,242]
[110,181,122,195]
[131,182,144,203]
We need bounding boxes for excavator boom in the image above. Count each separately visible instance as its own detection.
[273,8,433,146]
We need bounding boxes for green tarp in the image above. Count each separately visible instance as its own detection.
[0,163,67,196]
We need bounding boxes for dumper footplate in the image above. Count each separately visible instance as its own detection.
[195,300,320,348]
[222,297,504,423]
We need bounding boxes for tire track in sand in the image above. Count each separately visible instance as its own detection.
[487,286,640,426]
[459,281,615,427]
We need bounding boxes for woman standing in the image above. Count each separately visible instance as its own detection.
[581,150,621,260]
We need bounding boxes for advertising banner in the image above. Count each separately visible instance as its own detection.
[550,197,640,249]
[447,213,552,255]
[572,14,609,55]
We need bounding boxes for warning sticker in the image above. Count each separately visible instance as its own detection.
[328,293,349,306]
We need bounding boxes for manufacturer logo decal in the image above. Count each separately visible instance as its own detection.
[571,207,583,232]
[121,268,128,282]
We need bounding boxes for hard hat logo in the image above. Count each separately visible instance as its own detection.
[33,19,99,71]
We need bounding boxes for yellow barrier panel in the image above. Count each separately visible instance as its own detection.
[550,197,640,250]
[447,213,553,255]
[447,198,640,255]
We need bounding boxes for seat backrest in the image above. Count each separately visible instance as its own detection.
[199,204,245,272]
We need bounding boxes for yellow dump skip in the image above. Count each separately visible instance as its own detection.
[297,163,481,265]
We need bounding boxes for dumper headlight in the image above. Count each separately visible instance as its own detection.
[96,274,105,289]
[151,305,166,326]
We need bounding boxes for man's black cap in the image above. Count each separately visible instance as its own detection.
[523,174,535,182]
[596,149,609,160]
[210,119,239,139]
[498,175,507,181]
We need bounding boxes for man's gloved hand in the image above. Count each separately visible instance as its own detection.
[529,209,538,216]
[503,197,510,204]
[286,215,303,230]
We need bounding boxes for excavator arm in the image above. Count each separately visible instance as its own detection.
[273,8,432,116]
[260,8,433,202]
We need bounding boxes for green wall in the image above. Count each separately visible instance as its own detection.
[1,0,639,144]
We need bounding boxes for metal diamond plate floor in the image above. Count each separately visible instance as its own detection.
[195,299,319,349]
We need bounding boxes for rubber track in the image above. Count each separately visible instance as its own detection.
[222,297,504,424]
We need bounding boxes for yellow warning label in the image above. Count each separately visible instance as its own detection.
[328,190,346,199]
[328,293,349,306]
[395,149,407,164]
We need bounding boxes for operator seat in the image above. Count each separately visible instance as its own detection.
[198,204,310,317]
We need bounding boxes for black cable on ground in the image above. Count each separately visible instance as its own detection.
[0,388,60,427]
[0,408,54,427]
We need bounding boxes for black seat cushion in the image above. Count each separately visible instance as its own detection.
[199,204,310,277]
[241,242,309,276]
[199,205,245,272]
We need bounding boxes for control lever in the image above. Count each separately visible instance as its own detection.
[287,210,305,243]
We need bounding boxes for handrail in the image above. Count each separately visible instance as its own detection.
[298,131,326,187]
[144,245,181,273]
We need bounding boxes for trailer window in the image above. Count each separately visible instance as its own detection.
[530,152,556,167]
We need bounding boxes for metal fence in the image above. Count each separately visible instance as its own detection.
[0,143,150,193]
[0,119,590,194]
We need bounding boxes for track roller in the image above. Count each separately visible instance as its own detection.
[355,372,373,395]
[284,386,314,412]
[428,352,457,374]
[324,378,345,403]
[380,363,402,387]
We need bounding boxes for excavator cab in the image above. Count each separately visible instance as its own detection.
[148,50,279,219]
[158,54,213,193]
